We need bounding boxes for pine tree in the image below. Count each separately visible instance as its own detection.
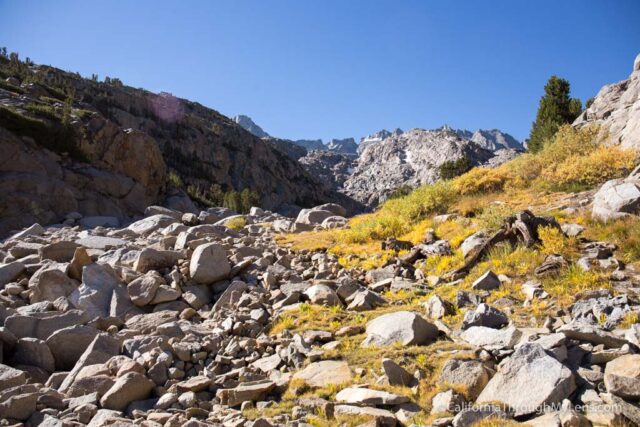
[62,91,74,129]
[528,76,582,153]
[240,188,259,213]
[208,184,224,206]
[223,191,242,213]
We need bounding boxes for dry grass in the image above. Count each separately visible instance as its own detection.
[224,216,247,230]
[275,230,337,252]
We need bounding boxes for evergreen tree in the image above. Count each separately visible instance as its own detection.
[528,76,582,153]
[62,91,74,129]
[223,191,242,213]
[240,188,259,213]
[208,184,224,206]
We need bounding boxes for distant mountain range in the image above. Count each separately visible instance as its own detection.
[234,114,523,209]
[234,114,523,157]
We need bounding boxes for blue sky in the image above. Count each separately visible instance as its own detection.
[1,0,638,142]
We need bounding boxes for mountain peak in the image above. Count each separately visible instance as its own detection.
[233,114,270,138]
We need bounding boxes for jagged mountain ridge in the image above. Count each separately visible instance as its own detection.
[234,114,359,155]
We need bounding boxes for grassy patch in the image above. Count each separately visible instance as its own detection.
[541,265,611,306]
[583,216,640,265]
[24,102,60,121]
[275,230,337,253]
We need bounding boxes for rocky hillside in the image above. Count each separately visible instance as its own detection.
[573,54,640,150]
[343,127,519,207]
[0,57,345,237]
[298,151,355,190]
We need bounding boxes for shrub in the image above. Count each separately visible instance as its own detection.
[541,145,636,191]
[24,103,60,121]
[167,171,183,188]
[225,216,246,230]
[383,180,456,220]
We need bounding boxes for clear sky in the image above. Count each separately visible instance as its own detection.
[1,0,638,142]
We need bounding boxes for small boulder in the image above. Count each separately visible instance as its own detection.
[423,295,454,320]
[304,284,342,306]
[292,360,353,388]
[461,303,508,329]
[460,231,487,259]
[471,270,501,291]
[189,243,230,284]
[382,359,414,386]
[476,343,575,417]
[604,354,640,399]
[438,359,491,400]
[0,363,26,391]
[99,372,155,411]
[362,311,439,347]
[296,209,334,225]
[12,338,55,373]
[127,270,164,306]
[592,173,640,222]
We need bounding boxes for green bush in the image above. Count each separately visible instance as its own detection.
[439,157,472,179]
[24,103,60,121]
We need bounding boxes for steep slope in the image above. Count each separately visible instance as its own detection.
[0,57,341,235]
[573,54,640,150]
[343,128,498,207]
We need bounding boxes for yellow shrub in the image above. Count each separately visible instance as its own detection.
[224,216,246,230]
[452,167,507,195]
[384,180,456,219]
[541,145,637,190]
[339,213,409,243]
[539,225,578,258]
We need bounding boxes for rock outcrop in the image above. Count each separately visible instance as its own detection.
[592,166,640,221]
[574,53,640,150]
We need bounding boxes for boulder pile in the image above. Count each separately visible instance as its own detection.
[0,203,640,426]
